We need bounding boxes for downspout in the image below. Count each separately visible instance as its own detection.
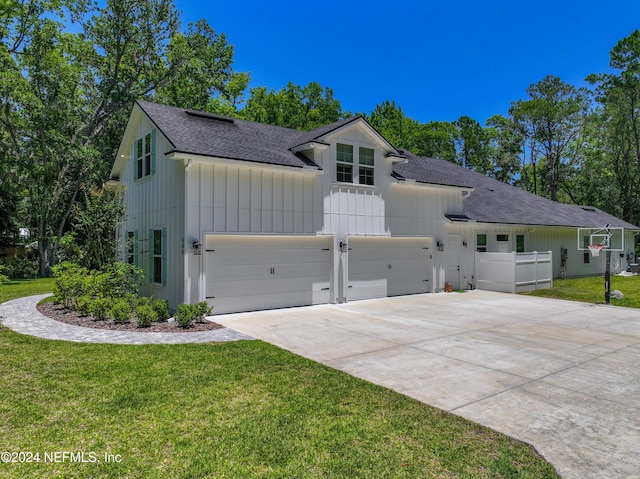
[184,159,193,304]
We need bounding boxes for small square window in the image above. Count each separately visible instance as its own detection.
[359,167,374,186]
[359,147,374,166]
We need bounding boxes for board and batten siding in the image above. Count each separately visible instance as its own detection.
[118,117,185,310]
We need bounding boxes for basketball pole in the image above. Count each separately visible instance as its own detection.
[605,248,611,304]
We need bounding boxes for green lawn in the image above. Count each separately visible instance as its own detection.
[0,277,55,304]
[0,279,559,478]
[523,274,640,308]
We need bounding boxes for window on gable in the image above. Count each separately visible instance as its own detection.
[135,131,154,180]
[359,147,374,186]
[336,143,353,183]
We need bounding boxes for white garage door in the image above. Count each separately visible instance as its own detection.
[348,236,432,301]
[205,235,332,314]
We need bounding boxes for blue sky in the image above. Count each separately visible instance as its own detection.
[178,0,640,124]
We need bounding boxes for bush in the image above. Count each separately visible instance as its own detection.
[90,296,112,321]
[111,299,132,324]
[195,301,212,323]
[153,299,170,322]
[3,257,38,279]
[135,304,157,328]
[75,295,92,317]
[105,262,144,298]
[0,265,10,284]
[175,304,197,329]
[52,262,89,307]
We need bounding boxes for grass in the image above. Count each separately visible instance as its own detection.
[523,274,640,308]
[0,279,560,478]
[0,277,55,304]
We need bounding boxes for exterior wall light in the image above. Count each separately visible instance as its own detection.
[192,239,201,255]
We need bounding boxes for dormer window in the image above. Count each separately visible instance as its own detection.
[336,143,353,182]
[336,143,375,186]
[359,147,374,186]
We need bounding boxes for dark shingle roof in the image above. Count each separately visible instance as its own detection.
[138,100,637,230]
[393,153,639,229]
[138,100,325,169]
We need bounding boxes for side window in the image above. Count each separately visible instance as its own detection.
[516,234,525,253]
[135,131,155,180]
[336,143,353,183]
[126,231,137,265]
[358,147,374,186]
[477,234,487,252]
[151,228,166,285]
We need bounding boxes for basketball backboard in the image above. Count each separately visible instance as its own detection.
[577,226,625,252]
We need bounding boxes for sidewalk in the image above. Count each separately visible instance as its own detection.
[0,295,253,344]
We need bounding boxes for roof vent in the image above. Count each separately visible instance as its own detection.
[581,206,596,212]
[185,110,235,123]
[487,187,494,192]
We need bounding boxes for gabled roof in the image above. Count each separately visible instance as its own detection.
[127,101,637,230]
[137,100,321,169]
[393,153,638,229]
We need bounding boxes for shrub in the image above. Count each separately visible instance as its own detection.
[175,304,197,329]
[135,304,157,328]
[0,266,10,284]
[152,299,170,322]
[90,296,112,321]
[3,257,38,279]
[105,262,144,298]
[111,299,132,324]
[195,301,212,323]
[52,262,89,307]
[75,295,92,316]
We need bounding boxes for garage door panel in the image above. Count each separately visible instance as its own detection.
[205,235,332,314]
[348,237,432,301]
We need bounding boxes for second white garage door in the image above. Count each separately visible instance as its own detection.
[204,235,333,314]
[348,236,433,301]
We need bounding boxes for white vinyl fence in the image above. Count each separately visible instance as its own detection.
[475,251,553,293]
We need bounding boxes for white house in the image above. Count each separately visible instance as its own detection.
[109,101,638,313]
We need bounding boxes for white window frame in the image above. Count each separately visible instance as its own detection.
[135,130,154,181]
[335,142,376,186]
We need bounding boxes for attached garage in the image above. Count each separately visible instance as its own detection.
[347,236,433,301]
[204,235,333,314]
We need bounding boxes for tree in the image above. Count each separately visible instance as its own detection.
[587,30,640,224]
[154,19,237,112]
[241,82,345,130]
[485,114,523,184]
[1,0,240,276]
[454,115,492,174]
[367,101,457,161]
[508,75,591,201]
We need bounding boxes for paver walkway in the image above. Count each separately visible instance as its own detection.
[0,294,253,344]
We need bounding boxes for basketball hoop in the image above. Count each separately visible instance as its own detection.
[588,244,604,257]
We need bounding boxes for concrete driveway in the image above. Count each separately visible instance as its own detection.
[215,290,640,479]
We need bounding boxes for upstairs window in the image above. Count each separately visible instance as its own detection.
[135,131,155,180]
[336,143,375,186]
[359,147,374,186]
[336,143,353,183]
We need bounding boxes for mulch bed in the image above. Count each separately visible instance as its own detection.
[37,301,224,333]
